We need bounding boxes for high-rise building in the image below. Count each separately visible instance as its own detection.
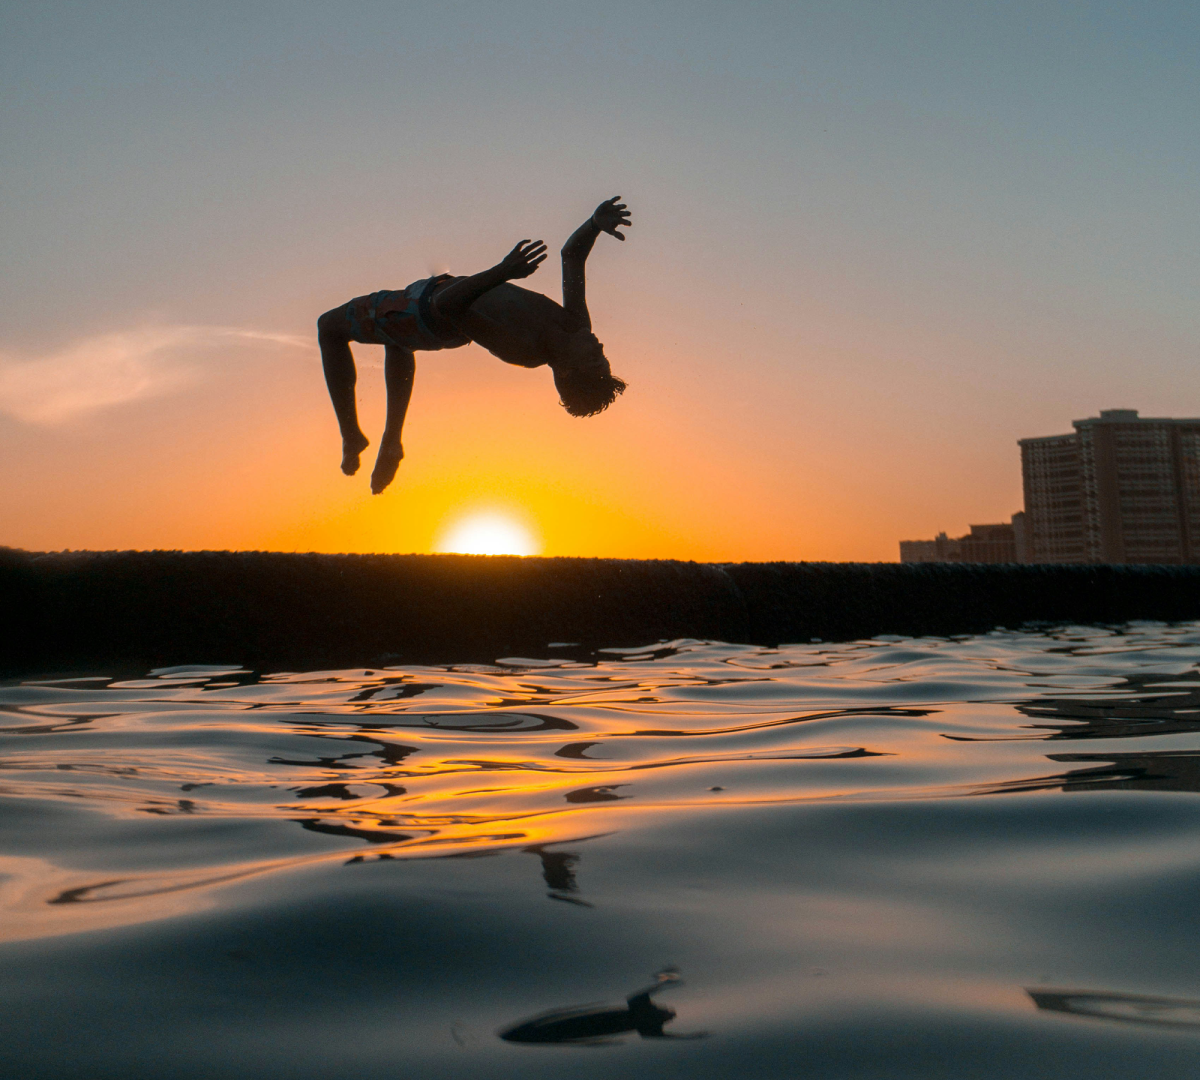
[1020,409,1200,564]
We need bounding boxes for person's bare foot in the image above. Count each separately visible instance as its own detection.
[341,432,370,475]
[370,441,404,494]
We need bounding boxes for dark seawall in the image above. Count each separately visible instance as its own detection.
[5,548,1200,676]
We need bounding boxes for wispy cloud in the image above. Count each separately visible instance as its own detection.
[0,326,311,424]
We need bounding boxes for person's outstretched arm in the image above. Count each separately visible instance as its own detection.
[561,197,631,332]
[431,240,549,363]
[432,240,547,321]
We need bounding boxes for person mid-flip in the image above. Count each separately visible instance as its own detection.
[317,197,632,494]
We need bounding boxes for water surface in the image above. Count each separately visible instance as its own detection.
[4,624,1200,1077]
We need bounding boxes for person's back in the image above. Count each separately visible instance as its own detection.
[447,282,577,368]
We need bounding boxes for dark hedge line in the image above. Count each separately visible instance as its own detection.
[3,548,1199,676]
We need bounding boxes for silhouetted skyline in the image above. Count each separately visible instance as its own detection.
[903,409,1200,564]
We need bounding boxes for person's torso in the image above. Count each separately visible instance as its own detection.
[458,282,574,368]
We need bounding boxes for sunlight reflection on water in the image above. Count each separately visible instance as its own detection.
[5,624,1200,1077]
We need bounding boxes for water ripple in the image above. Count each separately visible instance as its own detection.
[7,624,1200,1077]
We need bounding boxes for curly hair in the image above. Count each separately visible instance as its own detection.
[553,365,628,417]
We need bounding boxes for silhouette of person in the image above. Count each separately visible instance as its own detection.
[317,197,632,494]
[499,968,704,1044]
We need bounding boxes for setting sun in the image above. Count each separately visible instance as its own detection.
[435,511,540,556]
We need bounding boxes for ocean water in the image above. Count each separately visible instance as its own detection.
[4,624,1200,1077]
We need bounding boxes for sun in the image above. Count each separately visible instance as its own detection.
[435,511,540,556]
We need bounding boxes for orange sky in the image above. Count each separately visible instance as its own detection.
[0,308,1045,561]
[4,5,1199,560]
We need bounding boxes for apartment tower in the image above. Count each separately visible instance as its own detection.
[1020,409,1200,563]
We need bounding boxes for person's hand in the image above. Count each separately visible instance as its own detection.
[592,196,632,241]
[500,239,547,279]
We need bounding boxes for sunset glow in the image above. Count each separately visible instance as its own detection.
[435,511,539,556]
[4,6,1200,563]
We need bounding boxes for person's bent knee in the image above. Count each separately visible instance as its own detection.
[317,305,351,343]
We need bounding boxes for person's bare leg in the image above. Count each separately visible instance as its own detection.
[317,307,370,474]
[371,345,415,494]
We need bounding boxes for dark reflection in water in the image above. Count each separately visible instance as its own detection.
[500,969,703,1044]
[1047,751,1200,794]
[1016,673,1200,741]
[960,673,1200,795]
[1029,989,1200,1029]
[524,841,596,906]
[981,751,1200,797]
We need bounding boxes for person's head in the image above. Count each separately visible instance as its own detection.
[550,331,627,418]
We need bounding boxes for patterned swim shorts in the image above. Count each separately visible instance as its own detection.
[345,275,471,352]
